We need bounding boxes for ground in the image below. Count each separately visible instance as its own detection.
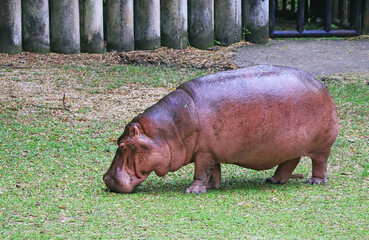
[0,38,368,238]
[1,37,368,123]
[234,38,369,76]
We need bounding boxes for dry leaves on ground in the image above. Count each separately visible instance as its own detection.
[0,42,250,70]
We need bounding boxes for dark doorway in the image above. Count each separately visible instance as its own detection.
[269,0,362,37]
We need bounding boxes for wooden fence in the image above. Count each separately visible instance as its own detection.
[0,0,269,54]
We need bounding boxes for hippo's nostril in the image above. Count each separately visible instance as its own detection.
[103,173,111,183]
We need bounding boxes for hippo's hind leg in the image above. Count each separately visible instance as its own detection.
[307,149,330,184]
[185,153,220,194]
[266,157,301,184]
[207,163,221,190]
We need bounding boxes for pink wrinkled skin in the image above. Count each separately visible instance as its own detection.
[103,65,339,194]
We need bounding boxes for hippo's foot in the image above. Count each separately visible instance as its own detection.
[307,177,327,185]
[266,158,301,185]
[207,181,220,190]
[185,184,207,194]
[265,177,287,184]
[186,155,221,194]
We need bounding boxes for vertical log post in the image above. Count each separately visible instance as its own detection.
[362,0,369,34]
[160,0,188,49]
[106,0,134,52]
[81,0,104,53]
[242,0,269,44]
[215,0,242,46]
[134,0,160,50]
[291,0,296,13]
[22,0,50,53]
[50,0,80,54]
[297,0,305,33]
[269,0,276,36]
[325,0,333,32]
[351,0,362,33]
[188,0,214,49]
[332,0,340,24]
[341,0,350,27]
[0,0,22,54]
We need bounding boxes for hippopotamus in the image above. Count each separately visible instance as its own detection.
[103,65,339,194]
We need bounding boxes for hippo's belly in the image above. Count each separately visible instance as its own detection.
[190,78,336,170]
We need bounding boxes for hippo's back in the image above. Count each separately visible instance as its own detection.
[178,65,326,102]
[177,65,338,169]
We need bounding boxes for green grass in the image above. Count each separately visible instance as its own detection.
[0,64,368,239]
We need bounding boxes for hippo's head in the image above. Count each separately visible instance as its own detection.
[103,120,171,193]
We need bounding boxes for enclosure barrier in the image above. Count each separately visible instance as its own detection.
[0,0,22,54]
[22,0,50,53]
[1,0,367,54]
[215,0,242,46]
[364,0,369,33]
[0,0,270,54]
[80,0,104,53]
[269,0,365,37]
[243,0,269,43]
[161,0,188,49]
[106,0,134,52]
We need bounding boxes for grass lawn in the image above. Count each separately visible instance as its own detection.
[0,62,368,239]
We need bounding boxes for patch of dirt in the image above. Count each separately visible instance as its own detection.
[0,74,174,123]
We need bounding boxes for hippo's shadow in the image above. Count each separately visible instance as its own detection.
[135,176,307,194]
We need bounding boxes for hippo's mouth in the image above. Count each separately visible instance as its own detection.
[103,168,147,193]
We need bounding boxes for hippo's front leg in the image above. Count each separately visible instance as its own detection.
[185,153,221,194]
[207,163,221,190]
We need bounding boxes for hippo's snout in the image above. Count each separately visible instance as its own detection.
[103,170,134,193]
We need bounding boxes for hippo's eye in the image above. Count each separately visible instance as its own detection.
[118,142,126,150]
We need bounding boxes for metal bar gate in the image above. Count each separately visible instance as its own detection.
[269,0,362,37]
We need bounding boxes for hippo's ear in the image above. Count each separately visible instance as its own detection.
[129,123,142,137]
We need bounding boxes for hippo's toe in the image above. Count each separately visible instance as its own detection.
[266,177,287,184]
[307,177,328,185]
[185,185,207,194]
